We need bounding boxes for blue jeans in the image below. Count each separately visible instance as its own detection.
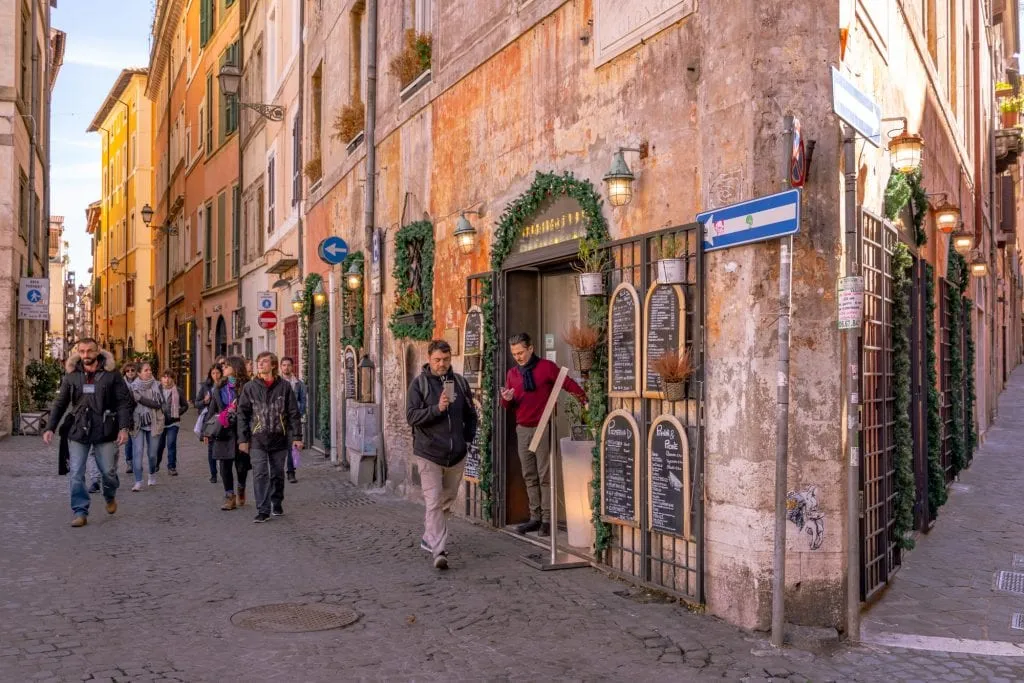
[69,440,118,516]
[156,424,180,470]
[132,429,157,483]
[124,431,134,466]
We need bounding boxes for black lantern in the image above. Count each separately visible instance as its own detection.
[358,354,375,403]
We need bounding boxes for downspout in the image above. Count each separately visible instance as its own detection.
[236,15,244,313]
[27,0,38,278]
[120,98,130,359]
[297,0,306,280]
[165,51,172,350]
[365,0,382,481]
[43,2,51,338]
[973,0,983,249]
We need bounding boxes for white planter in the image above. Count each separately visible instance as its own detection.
[576,272,605,297]
[657,258,686,284]
[559,437,596,548]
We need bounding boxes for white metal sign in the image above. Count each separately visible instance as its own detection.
[837,276,865,330]
[18,278,49,320]
[830,66,882,147]
[257,291,277,311]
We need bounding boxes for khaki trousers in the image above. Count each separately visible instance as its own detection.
[516,424,551,523]
[418,456,465,558]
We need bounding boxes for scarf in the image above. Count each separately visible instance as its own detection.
[161,385,180,419]
[517,354,541,392]
[132,378,160,429]
[217,382,237,429]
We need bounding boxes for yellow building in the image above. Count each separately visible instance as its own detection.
[87,68,155,361]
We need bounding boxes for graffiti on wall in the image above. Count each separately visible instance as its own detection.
[786,485,824,550]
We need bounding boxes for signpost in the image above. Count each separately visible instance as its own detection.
[258,311,278,330]
[18,278,48,320]
[317,236,349,265]
[830,66,882,147]
[698,188,801,253]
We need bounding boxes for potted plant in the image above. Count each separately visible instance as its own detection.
[390,29,433,92]
[574,236,606,296]
[652,347,694,402]
[20,357,62,435]
[563,321,600,373]
[655,233,687,284]
[304,157,323,184]
[394,287,424,326]
[1000,96,1022,129]
[333,101,366,147]
[996,81,1013,97]
[562,395,591,441]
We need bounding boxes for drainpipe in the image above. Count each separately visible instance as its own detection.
[164,48,172,357]
[973,0,983,250]
[27,0,38,280]
[236,17,244,314]
[119,98,130,360]
[296,0,306,280]
[365,0,383,482]
[42,1,51,339]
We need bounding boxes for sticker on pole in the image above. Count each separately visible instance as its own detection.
[837,276,865,330]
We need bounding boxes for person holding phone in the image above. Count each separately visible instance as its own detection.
[501,332,587,537]
[406,339,478,570]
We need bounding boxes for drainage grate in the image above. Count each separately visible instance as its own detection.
[1014,554,1024,570]
[1013,614,1024,631]
[996,571,1024,594]
[231,603,359,633]
[322,497,374,509]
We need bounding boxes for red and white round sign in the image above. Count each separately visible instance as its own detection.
[258,311,278,330]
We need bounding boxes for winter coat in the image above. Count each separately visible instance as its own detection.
[283,375,308,417]
[206,380,241,460]
[130,378,165,437]
[194,379,214,409]
[237,376,302,453]
[158,385,189,426]
[405,365,478,468]
[45,351,133,445]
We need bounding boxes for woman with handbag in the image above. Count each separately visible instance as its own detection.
[205,356,251,510]
[130,362,165,491]
[194,364,223,483]
[154,370,188,476]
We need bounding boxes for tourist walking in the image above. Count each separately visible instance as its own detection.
[279,356,307,484]
[205,357,251,510]
[195,364,223,483]
[406,339,478,569]
[42,338,133,527]
[154,371,188,476]
[238,352,302,523]
[121,363,138,473]
[130,362,165,490]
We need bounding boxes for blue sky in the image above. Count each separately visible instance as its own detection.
[50,0,153,283]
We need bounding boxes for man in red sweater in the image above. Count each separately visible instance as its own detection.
[500,332,587,536]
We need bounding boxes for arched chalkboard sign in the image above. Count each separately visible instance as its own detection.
[600,409,641,526]
[608,282,641,398]
[642,283,686,399]
[647,414,691,538]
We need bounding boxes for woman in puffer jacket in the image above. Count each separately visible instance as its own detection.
[129,362,165,491]
[205,356,251,510]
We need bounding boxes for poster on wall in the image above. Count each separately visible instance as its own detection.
[463,306,484,388]
[642,283,686,399]
[343,346,357,400]
[608,282,641,398]
[647,414,691,538]
[600,409,640,526]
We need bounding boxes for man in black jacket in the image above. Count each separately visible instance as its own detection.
[406,339,478,570]
[43,338,133,527]
[237,351,303,523]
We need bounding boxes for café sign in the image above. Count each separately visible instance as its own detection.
[511,196,588,255]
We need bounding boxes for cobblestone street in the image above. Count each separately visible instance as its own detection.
[2,436,1023,682]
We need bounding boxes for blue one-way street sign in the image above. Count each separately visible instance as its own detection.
[318,236,349,265]
[831,66,882,147]
[698,189,801,253]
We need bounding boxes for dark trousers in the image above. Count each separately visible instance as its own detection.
[286,447,298,475]
[219,457,250,495]
[207,441,217,478]
[251,447,287,514]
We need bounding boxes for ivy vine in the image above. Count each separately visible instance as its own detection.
[298,273,323,384]
[963,296,977,462]
[479,170,612,555]
[298,272,331,448]
[389,220,435,340]
[948,253,966,475]
[891,243,915,550]
[884,169,928,246]
[341,251,365,350]
[925,263,947,518]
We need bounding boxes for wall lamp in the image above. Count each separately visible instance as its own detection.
[109,257,128,275]
[882,117,924,173]
[290,290,304,313]
[218,64,285,121]
[951,226,974,254]
[454,211,482,254]
[140,203,178,235]
[969,251,990,278]
[926,193,961,234]
[345,260,364,291]
[313,280,327,306]
[603,142,649,207]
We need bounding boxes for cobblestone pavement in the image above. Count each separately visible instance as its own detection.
[863,367,1024,654]
[3,435,1024,682]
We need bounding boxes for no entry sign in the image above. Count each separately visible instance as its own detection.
[258,311,278,330]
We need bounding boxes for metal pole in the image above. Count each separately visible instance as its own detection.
[771,235,793,648]
[549,424,557,566]
[339,280,347,470]
[365,0,383,483]
[844,124,861,642]
[328,268,339,465]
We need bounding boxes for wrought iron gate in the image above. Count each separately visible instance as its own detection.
[939,279,955,482]
[859,212,900,601]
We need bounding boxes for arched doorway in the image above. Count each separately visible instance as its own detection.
[215,316,227,359]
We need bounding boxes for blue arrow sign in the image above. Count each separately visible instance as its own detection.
[318,236,349,265]
[698,189,801,253]
[831,66,882,147]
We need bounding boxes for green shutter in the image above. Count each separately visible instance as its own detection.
[200,0,209,46]
[217,193,226,284]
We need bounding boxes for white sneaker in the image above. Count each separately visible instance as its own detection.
[131,483,143,492]
[148,475,157,486]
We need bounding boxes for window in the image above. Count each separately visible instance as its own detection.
[947,0,957,112]
[291,113,301,206]
[204,202,214,287]
[18,171,27,240]
[131,134,137,170]
[267,5,278,96]
[267,155,276,233]
[205,74,214,153]
[413,0,431,33]
[220,42,239,142]
[351,3,364,103]
[311,63,323,159]
[126,280,134,308]
[292,0,301,52]
[217,193,227,284]
[197,102,205,155]
[231,185,240,277]
[185,124,192,162]
[19,5,29,104]
[200,0,217,47]
[187,39,193,77]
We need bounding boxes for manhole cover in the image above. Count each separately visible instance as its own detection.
[1014,554,1024,570]
[1012,613,1024,631]
[322,498,374,509]
[997,571,1024,594]
[231,603,359,633]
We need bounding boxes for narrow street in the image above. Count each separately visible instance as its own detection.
[1,436,1023,682]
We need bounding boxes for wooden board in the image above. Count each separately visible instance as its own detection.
[608,282,642,398]
[599,409,641,527]
[528,366,568,453]
[642,283,686,399]
[647,414,691,538]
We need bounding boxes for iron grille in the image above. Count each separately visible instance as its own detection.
[462,273,489,521]
[940,279,955,482]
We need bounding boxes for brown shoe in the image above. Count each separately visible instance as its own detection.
[221,494,236,511]
[237,489,246,506]
[105,499,117,515]
[70,516,87,528]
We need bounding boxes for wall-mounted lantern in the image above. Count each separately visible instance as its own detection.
[313,280,327,306]
[358,354,375,403]
[952,229,974,254]
[882,117,924,173]
[603,143,648,207]
[454,212,479,254]
[345,261,363,291]
[969,253,990,278]
[927,193,961,234]
[291,290,304,313]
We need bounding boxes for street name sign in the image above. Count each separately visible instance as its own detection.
[830,66,882,147]
[318,236,349,265]
[698,189,801,252]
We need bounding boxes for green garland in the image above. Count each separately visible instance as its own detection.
[341,252,365,350]
[388,220,435,340]
[479,171,612,554]
[883,169,928,246]
[947,253,966,474]
[298,273,323,384]
[317,314,331,448]
[891,243,915,550]
[963,296,977,461]
[925,263,947,517]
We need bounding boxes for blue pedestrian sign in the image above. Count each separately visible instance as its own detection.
[318,236,349,265]
[26,289,41,303]
[699,189,801,253]
[830,66,882,147]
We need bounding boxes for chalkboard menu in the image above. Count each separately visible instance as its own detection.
[642,284,686,399]
[343,346,357,400]
[600,410,640,525]
[463,306,483,388]
[463,397,482,482]
[648,415,691,538]
[608,283,641,397]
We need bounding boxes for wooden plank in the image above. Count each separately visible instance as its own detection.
[527,366,568,454]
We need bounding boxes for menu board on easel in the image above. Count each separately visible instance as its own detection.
[463,306,483,388]
[648,414,691,538]
[600,409,640,526]
[608,282,641,398]
[343,346,357,400]
[642,283,686,399]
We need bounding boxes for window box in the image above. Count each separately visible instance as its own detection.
[346,130,365,155]
[399,68,431,103]
[394,311,424,327]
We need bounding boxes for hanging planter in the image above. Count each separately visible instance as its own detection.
[563,322,600,373]
[655,234,686,284]
[662,380,687,402]
[652,348,693,402]
[573,236,607,297]
[571,348,595,373]
[576,272,604,297]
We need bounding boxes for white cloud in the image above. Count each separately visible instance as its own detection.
[63,40,148,72]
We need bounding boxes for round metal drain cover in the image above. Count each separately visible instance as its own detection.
[231,603,359,633]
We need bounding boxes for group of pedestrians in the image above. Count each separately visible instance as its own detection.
[44,338,305,528]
